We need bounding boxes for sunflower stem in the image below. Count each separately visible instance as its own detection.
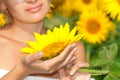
[78,68,109,76]
[86,45,91,63]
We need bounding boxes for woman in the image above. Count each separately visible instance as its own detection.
[0,0,90,80]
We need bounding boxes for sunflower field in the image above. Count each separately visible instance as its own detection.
[44,0,120,80]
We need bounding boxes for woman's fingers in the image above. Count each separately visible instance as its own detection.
[57,43,76,60]
[56,47,77,69]
[68,56,76,65]
[59,69,67,79]
[69,62,89,75]
[72,72,91,80]
[59,69,71,80]
[23,52,43,64]
[78,62,89,68]
[69,63,79,75]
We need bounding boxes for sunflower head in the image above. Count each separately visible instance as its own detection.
[72,0,98,13]
[21,23,84,60]
[99,0,120,21]
[76,9,114,44]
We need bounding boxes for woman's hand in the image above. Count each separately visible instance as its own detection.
[59,69,91,80]
[18,43,77,75]
[67,41,89,76]
[69,62,89,75]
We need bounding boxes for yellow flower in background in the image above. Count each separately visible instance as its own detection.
[57,0,73,17]
[21,23,84,60]
[76,9,114,44]
[0,13,6,27]
[72,0,98,13]
[100,0,120,21]
[46,4,54,18]
[73,0,98,12]
[51,0,64,8]
[57,0,98,17]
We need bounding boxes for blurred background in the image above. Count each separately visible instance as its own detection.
[44,0,120,80]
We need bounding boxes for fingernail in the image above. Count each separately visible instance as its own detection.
[71,43,76,48]
[73,48,77,52]
[73,56,76,60]
[38,52,43,56]
[78,63,89,67]
[69,71,75,75]
[84,63,89,67]
[74,47,77,50]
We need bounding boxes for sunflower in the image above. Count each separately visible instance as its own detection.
[72,0,98,13]
[100,0,120,21]
[76,9,114,44]
[21,23,83,60]
[57,0,74,17]
[46,4,54,18]
[57,0,98,17]
[0,13,6,27]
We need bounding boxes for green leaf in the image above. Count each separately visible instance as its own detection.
[109,61,120,77]
[99,43,118,60]
[98,47,109,60]
[90,59,110,67]
[109,43,118,60]
[103,74,120,80]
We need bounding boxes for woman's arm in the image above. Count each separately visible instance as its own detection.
[0,62,28,80]
[75,41,86,62]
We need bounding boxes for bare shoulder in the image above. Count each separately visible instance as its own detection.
[0,34,24,49]
[0,34,15,47]
[0,34,23,70]
[0,34,14,52]
[0,34,10,43]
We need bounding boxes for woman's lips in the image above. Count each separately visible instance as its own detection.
[25,4,43,13]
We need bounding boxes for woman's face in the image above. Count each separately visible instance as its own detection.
[4,0,50,23]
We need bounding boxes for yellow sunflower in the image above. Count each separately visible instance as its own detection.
[0,13,6,27]
[100,0,120,21]
[46,4,54,18]
[57,0,74,17]
[72,0,98,13]
[76,9,114,44]
[21,23,83,60]
[57,0,98,17]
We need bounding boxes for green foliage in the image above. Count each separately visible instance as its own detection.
[99,43,118,60]
[44,13,78,30]
[80,43,120,80]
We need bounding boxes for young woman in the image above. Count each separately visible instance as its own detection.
[0,0,90,80]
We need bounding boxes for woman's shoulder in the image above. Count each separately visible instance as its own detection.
[0,33,12,44]
[0,33,23,49]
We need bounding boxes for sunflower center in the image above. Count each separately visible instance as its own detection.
[83,0,91,4]
[42,42,65,60]
[117,0,120,4]
[86,19,100,34]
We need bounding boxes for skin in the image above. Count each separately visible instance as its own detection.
[0,0,90,80]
